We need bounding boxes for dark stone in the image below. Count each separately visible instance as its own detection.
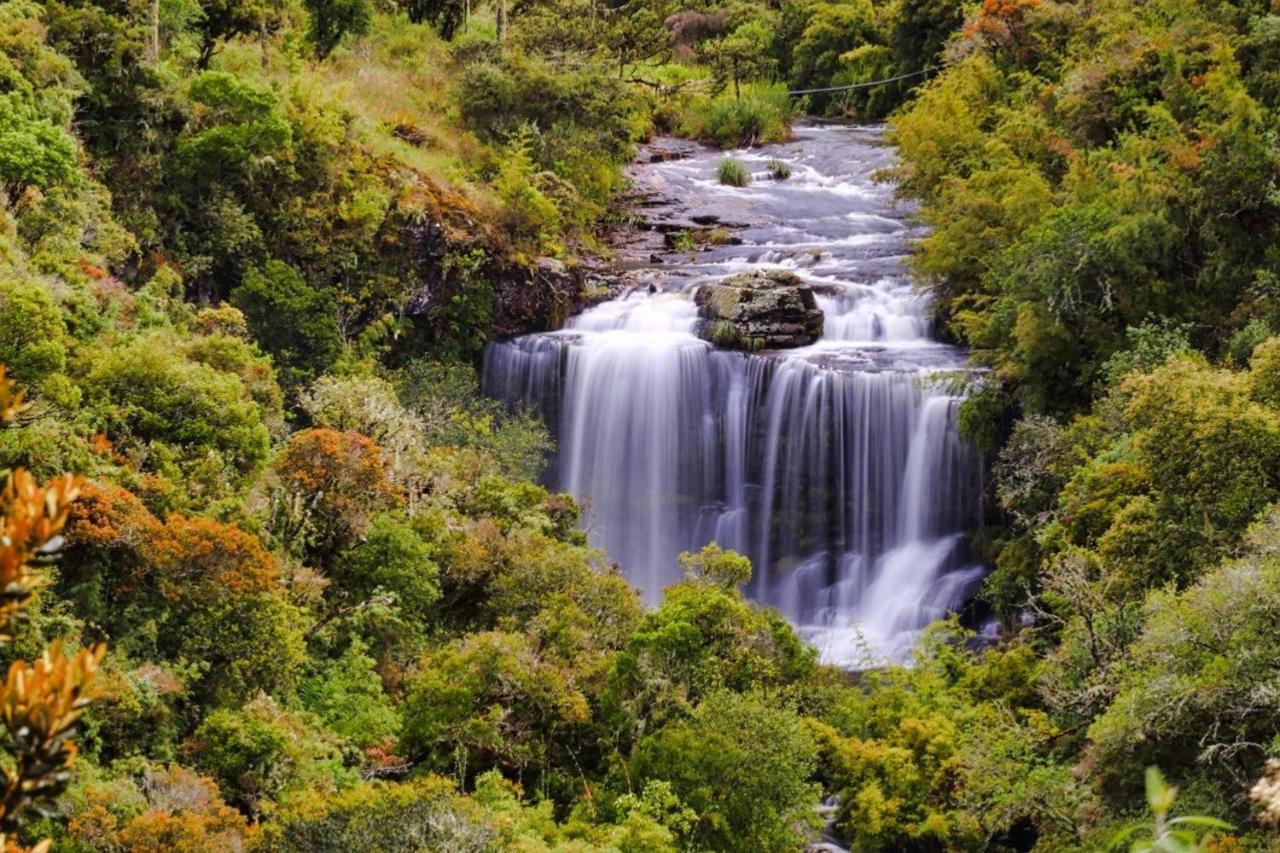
[490,256,582,337]
[639,137,702,163]
[694,269,823,350]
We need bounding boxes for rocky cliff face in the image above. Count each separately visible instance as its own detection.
[695,269,823,350]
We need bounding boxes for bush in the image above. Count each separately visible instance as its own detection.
[265,776,491,852]
[0,93,77,192]
[397,359,553,482]
[299,641,401,749]
[339,512,440,616]
[399,631,590,783]
[82,333,272,497]
[0,275,69,386]
[455,54,648,237]
[188,695,350,818]
[605,567,816,715]
[64,765,254,852]
[716,158,751,187]
[680,83,792,148]
[630,690,819,852]
[178,72,292,186]
[1087,512,1280,803]
[231,261,343,388]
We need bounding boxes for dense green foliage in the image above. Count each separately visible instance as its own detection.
[6,0,1280,847]
[837,0,1280,848]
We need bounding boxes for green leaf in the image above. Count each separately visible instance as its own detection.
[1145,766,1176,815]
[1167,815,1233,830]
[1106,822,1146,851]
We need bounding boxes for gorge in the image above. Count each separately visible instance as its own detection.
[484,123,986,665]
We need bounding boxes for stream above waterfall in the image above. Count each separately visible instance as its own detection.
[483,123,986,666]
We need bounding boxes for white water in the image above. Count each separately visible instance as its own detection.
[483,124,984,666]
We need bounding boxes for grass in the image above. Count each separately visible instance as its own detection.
[768,159,792,180]
[216,16,483,191]
[665,230,696,251]
[717,159,751,187]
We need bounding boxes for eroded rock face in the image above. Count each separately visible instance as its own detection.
[694,269,823,350]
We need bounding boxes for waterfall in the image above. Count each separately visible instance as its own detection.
[482,124,984,664]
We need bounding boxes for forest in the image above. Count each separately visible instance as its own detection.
[1,0,1280,848]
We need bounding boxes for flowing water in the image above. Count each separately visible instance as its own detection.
[483,123,985,666]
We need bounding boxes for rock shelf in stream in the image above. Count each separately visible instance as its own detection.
[695,268,824,350]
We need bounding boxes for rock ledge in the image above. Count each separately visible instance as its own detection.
[694,269,823,350]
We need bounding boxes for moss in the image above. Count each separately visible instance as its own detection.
[709,320,742,348]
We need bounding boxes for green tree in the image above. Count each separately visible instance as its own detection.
[0,94,77,194]
[178,72,293,185]
[299,641,401,748]
[339,512,440,616]
[789,0,880,110]
[630,690,819,852]
[399,0,464,38]
[305,0,371,60]
[82,332,272,498]
[194,0,281,67]
[189,694,349,820]
[0,277,69,387]
[400,631,590,784]
[232,261,343,386]
[703,21,776,99]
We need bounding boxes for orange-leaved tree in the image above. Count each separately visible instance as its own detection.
[0,366,104,851]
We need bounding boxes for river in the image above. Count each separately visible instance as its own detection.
[483,123,985,666]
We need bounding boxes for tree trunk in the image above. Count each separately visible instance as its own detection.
[148,0,159,62]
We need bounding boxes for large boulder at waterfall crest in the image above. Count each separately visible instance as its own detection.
[695,269,823,350]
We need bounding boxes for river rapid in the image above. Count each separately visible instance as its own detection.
[483,123,985,667]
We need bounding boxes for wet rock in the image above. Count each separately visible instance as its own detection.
[638,137,701,163]
[694,268,823,350]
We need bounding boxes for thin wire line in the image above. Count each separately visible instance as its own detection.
[787,64,945,96]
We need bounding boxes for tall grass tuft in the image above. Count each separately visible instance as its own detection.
[717,159,751,187]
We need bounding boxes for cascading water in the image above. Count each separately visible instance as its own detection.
[483,124,984,665]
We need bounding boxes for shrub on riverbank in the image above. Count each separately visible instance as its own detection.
[680,83,793,148]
